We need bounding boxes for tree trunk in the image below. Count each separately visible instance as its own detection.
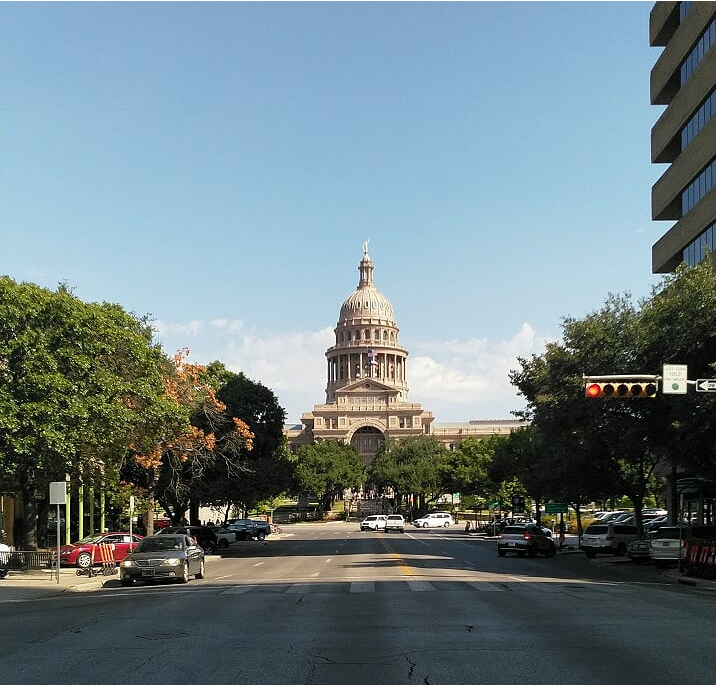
[20,479,38,550]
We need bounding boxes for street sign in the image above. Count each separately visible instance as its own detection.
[695,379,716,392]
[488,500,500,509]
[545,502,568,514]
[662,364,688,394]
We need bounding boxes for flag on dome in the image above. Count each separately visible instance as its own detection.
[368,349,379,367]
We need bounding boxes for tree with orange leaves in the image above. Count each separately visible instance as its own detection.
[121,349,255,533]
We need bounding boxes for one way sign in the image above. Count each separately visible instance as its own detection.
[695,379,716,392]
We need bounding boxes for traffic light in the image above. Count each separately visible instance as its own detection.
[584,378,658,398]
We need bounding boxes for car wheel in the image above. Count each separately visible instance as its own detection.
[548,545,557,557]
[615,543,627,557]
[76,552,92,570]
[202,542,217,555]
[528,545,538,558]
[256,532,266,541]
[498,549,507,557]
[120,578,133,587]
[422,522,429,528]
[179,561,190,583]
[218,539,228,549]
[195,559,205,579]
[444,522,450,528]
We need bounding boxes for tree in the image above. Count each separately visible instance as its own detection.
[369,435,450,516]
[127,351,256,528]
[294,440,364,513]
[209,365,294,516]
[0,278,181,548]
[442,435,502,503]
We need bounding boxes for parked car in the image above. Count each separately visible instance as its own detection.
[497,524,556,557]
[226,518,271,541]
[59,532,144,569]
[627,532,657,563]
[580,523,638,558]
[360,515,387,531]
[413,512,454,528]
[120,534,205,586]
[649,525,716,566]
[644,515,669,532]
[156,525,218,554]
[384,514,405,532]
[207,526,236,548]
[0,542,11,579]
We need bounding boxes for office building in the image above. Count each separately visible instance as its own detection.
[650,1,716,272]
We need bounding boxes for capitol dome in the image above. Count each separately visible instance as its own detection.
[338,248,395,325]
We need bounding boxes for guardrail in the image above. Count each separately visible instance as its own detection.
[0,550,56,574]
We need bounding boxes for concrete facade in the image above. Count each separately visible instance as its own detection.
[284,246,524,463]
[650,1,716,273]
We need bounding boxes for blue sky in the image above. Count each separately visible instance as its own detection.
[1,2,666,423]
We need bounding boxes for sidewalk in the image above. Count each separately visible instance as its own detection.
[0,567,109,601]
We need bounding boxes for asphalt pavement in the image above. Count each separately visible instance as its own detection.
[2,528,714,601]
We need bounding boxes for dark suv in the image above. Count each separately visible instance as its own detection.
[156,526,218,554]
[497,524,556,557]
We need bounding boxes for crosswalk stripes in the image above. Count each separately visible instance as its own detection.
[218,580,626,597]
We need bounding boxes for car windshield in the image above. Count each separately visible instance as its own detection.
[653,527,681,539]
[74,534,104,544]
[502,526,526,534]
[136,537,185,552]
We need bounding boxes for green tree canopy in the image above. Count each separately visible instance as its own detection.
[294,439,364,513]
[0,278,183,547]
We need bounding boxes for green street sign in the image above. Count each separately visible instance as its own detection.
[488,501,500,509]
[545,502,568,514]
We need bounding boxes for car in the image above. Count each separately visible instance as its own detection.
[413,512,454,528]
[384,514,405,532]
[0,542,10,579]
[649,526,684,566]
[644,515,669,531]
[360,515,387,531]
[497,524,556,557]
[120,534,205,586]
[627,532,657,563]
[648,525,716,566]
[59,532,144,569]
[580,523,638,558]
[207,526,236,548]
[156,525,218,554]
[226,518,271,541]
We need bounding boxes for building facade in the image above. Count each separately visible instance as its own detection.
[650,1,716,273]
[284,245,523,463]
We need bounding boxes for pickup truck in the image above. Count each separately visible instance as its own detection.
[207,527,237,548]
[227,518,271,541]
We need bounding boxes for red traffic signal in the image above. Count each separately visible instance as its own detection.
[584,381,657,398]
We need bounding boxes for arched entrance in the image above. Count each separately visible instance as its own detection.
[350,425,385,465]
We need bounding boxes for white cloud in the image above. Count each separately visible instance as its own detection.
[152,320,554,424]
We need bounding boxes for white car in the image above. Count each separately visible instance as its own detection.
[360,515,387,531]
[385,514,405,532]
[413,512,454,528]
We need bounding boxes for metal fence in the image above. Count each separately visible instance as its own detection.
[0,550,56,574]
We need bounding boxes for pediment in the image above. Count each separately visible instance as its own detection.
[337,378,399,396]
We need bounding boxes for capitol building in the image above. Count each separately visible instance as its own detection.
[284,245,524,462]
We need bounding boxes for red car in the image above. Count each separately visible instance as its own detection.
[59,532,144,569]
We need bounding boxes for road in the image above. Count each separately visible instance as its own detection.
[2,522,714,685]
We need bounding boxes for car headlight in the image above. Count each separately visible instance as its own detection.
[161,558,181,566]
[121,560,135,568]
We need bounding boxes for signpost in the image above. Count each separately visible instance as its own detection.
[545,502,568,514]
[695,379,716,392]
[49,481,67,584]
[662,364,688,394]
